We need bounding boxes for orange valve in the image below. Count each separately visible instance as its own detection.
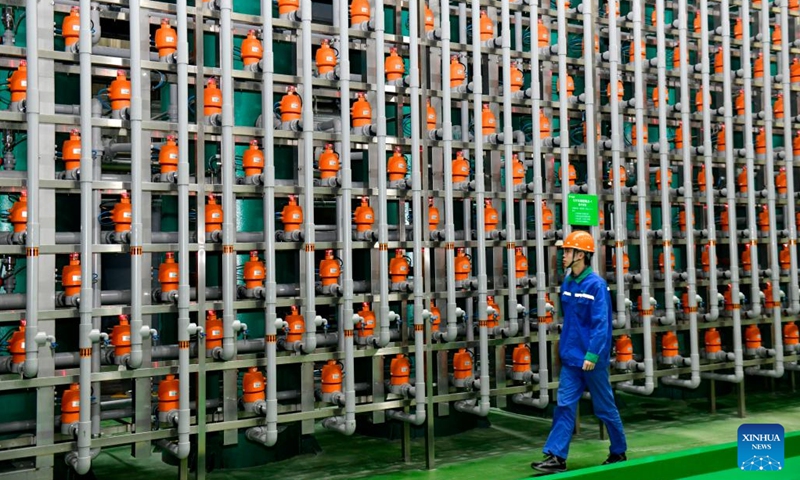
[243,367,266,404]
[673,43,681,69]
[389,249,410,284]
[155,19,178,59]
[609,165,627,186]
[735,90,745,116]
[354,197,375,232]
[429,301,441,329]
[582,33,599,55]
[453,348,473,380]
[386,48,405,81]
[243,140,264,178]
[773,24,782,45]
[559,74,575,98]
[278,0,299,15]
[159,252,179,294]
[780,243,791,271]
[428,198,440,231]
[205,195,223,233]
[544,293,554,323]
[281,196,303,232]
[741,243,752,272]
[356,303,376,338]
[607,79,624,102]
[350,0,370,26]
[635,209,652,230]
[717,125,726,152]
[629,40,646,64]
[319,250,341,286]
[737,166,748,194]
[426,99,437,131]
[631,123,648,146]
[611,251,630,274]
[159,135,179,175]
[319,144,340,179]
[599,209,605,230]
[616,335,633,363]
[693,12,701,33]
[764,282,779,309]
[63,129,82,172]
[206,311,223,350]
[568,163,577,187]
[659,251,675,273]
[62,253,82,298]
[285,306,305,343]
[756,128,767,155]
[695,87,704,112]
[390,354,411,386]
[542,201,554,231]
[62,7,81,47]
[792,0,800,10]
[450,56,466,87]
[539,111,551,138]
[652,86,668,108]
[479,10,494,41]
[424,4,435,32]
[9,61,26,104]
[112,191,132,233]
[9,190,27,233]
[759,205,770,233]
[512,154,525,185]
[8,321,25,367]
[697,164,709,192]
[352,93,372,127]
[701,244,711,273]
[241,30,263,67]
[705,328,722,353]
[512,344,531,374]
[662,331,679,358]
[111,315,132,358]
[734,18,743,40]
[61,384,81,428]
[776,167,787,195]
[775,94,784,119]
[745,324,762,350]
[797,211,800,230]
[158,375,180,413]
[754,52,764,78]
[204,78,223,117]
[537,18,549,48]
[316,39,337,75]
[487,295,500,329]
[244,251,265,290]
[388,147,407,182]
[675,122,685,150]
[481,104,496,135]
[109,71,132,112]
[454,248,472,281]
[784,322,799,347]
[515,248,528,279]
[794,131,800,153]
[510,62,524,92]
[452,151,470,184]
[484,200,499,232]
[792,58,800,83]
[280,86,302,123]
[321,360,343,394]
[714,47,724,74]
[682,291,691,314]
[723,284,734,311]
[656,168,673,191]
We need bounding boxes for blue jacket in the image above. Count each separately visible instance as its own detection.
[558,267,613,368]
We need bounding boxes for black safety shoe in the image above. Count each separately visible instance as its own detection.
[531,453,567,473]
[602,452,627,465]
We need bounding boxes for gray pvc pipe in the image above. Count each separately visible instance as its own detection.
[579,0,598,275]
[91,45,160,61]
[556,0,569,234]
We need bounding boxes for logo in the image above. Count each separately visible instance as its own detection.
[737,424,784,471]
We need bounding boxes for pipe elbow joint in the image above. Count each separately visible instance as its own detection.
[66,451,92,476]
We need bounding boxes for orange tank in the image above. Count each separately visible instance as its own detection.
[354,197,375,232]
[542,201,554,231]
[512,344,531,373]
[62,7,81,46]
[350,0,370,26]
[109,71,132,112]
[205,310,223,350]
[487,295,500,329]
[754,52,764,78]
[205,195,223,233]
[321,360,343,394]
[155,19,178,59]
[737,166,748,193]
[428,198,440,231]
[616,335,633,363]
[537,18,549,48]
[452,151,470,184]
[745,324,762,350]
[63,129,82,172]
[9,61,26,104]
[424,4,435,32]
[389,249,410,284]
[656,168,673,191]
[611,251,630,274]
[695,87,704,112]
[352,93,372,127]
[243,367,266,404]
[784,322,799,346]
[694,12,702,33]
[724,284,735,311]
[281,196,303,232]
[773,24,782,45]
[278,0,299,15]
[244,251,265,290]
[484,200,499,232]
[734,18,743,40]
[479,10,493,41]
[705,328,722,353]
[386,48,405,81]
[450,56,466,87]
[629,40,646,64]
[159,135,178,175]
[242,140,264,178]
[62,253,82,298]
[8,321,26,367]
[539,111,551,138]
[61,384,81,426]
[662,331,679,358]
[510,62,524,92]
[240,30,263,67]
[758,205,770,233]
[388,147,407,182]
[158,375,180,413]
[764,282,779,309]
[280,86,302,123]
[776,167,787,195]
[512,154,525,185]
[697,164,709,192]
[204,78,223,117]
[112,191,132,233]
[454,248,471,281]
[780,243,791,271]
[481,104,496,135]
[426,99,437,131]
[735,90,745,116]
[111,315,131,357]
[285,306,305,343]
[714,47,724,74]
[453,348,473,380]
[319,249,341,286]
[9,190,27,233]
[560,75,574,98]
[316,39,337,75]
[159,252,179,293]
[356,303,376,338]
[390,354,411,386]
[774,94,784,119]
[607,79,624,102]
[319,144,340,179]
[756,128,767,155]
[635,209,652,230]
[515,248,528,279]
[741,243,752,272]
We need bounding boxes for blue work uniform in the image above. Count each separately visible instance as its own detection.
[542,266,627,460]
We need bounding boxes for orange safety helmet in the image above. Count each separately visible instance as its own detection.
[561,230,594,253]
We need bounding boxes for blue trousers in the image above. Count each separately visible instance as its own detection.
[543,365,627,460]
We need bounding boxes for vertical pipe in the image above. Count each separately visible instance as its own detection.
[582,0,598,267]
[556,0,570,236]
[174,0,192,459]
[459,3,469,136]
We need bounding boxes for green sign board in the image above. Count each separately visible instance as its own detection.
[567,194,599,226]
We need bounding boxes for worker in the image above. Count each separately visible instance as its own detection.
[531,230,627,474]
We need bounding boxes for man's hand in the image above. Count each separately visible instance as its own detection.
[582,360,596,371]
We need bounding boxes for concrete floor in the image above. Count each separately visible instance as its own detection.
[90,387,800,480]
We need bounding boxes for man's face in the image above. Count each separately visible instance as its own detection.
[563,248,582,270]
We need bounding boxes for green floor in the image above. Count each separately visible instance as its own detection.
[90,389,800,480]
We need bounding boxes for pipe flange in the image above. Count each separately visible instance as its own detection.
[61,422,78,436]
[158,410,177,425]
[452,376,473,389]
[390,282,412,293]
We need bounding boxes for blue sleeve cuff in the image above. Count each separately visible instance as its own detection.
[584,352,600,363]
